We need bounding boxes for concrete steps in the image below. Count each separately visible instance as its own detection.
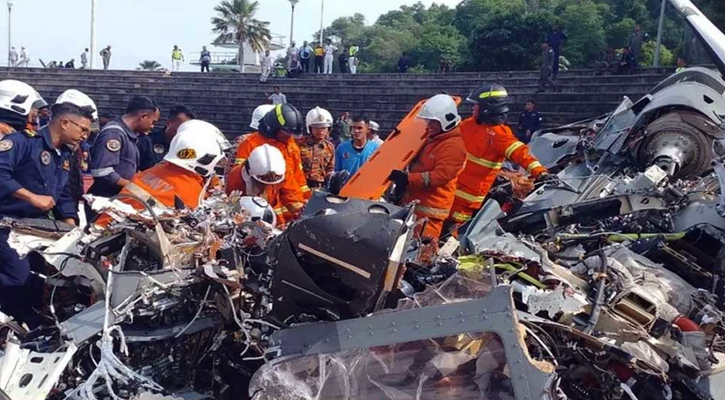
[0,67,673,138]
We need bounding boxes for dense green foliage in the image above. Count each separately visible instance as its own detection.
[309,0,725,72]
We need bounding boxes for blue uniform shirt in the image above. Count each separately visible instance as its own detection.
[0,127,76,220]
[137,127,169,171]
[88,117,140,197]
[518,110,543,140]
[334,139,380,176]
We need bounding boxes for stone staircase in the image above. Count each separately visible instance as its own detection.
[0,67,675,138]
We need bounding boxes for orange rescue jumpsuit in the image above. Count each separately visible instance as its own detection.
[95,161,206,226]
[234,132,311,205]
[225,164,300,225]
[402,127,466,240]
[448,118,547,225]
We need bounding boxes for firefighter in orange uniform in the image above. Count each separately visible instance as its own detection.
[445,84,553,232]
[226,144,299,225]
[388,94,467,241]
[95,120,226,225]
[233,104,310,211]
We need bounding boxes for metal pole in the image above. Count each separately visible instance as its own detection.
[7,2,12,67]
[319,0,324,44]
[653,0,666,67]
[290,3,295,44]
[90,0,96,69]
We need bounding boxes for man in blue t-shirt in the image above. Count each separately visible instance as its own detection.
[335,115,380,176]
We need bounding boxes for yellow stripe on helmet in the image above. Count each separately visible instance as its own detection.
[479,90,508,99]
[275,105,286,126]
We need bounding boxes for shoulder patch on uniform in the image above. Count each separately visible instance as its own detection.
[0,139,13,152]
[177,148,197,160]
[40,150,51,165]
[106,139,122,152]
[62,159,70,171]
[153,144,166,154]
[23,129,36,138]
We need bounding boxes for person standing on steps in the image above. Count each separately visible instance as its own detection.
[547,25,568,79]
[629,24,648,70]
[8,47,18,67]
[80,48,89,69]
[348,43,360,74]
[314,43,324,73]
[18,47,30,68]
[100,46,112,70]
[200,46,211,72]
[260,50,272,82]
[299,41,313,73]
[537,42,557,93]
[324,41,337,74]
[171,45,185,71]
[338,44,349,74]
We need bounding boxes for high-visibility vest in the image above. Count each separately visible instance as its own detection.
[172,49,183,60]
[349,46,358,57]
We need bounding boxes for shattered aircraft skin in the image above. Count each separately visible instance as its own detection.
[3,0,725,399]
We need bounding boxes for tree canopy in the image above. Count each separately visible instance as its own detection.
[309,0,725,72]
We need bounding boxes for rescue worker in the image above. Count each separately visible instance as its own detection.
[444,84,553,233]
[88,96,160,199]
[298,107,335,190]
[388,94,466,242]
[0,91,97,327]
[0,80,46,136]
[234,103,309,214]
[137,105,195,171]
[98,120,226,223]
[226,144,300,225]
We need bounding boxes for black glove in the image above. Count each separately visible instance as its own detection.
[326,171,351,195]
[389,170,409,190]
[535,172,558,184]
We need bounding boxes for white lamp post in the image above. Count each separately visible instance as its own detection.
[90,0,97,69]
[7,0,15,67]
[289,0,300,45]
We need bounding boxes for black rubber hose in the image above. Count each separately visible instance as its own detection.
[584,251,608,335]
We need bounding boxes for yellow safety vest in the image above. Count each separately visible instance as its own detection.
[172,49,183,60]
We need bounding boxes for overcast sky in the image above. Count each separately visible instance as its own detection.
[3,0,461,70]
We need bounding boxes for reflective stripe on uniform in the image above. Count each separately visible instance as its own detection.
[287,202,304,211]
[301,185,311,193]
[455,189,486,203]
[422,172,431,188]
[467,153,502,169]
[235,157,246,165]
[274,207,286,216]
[452,212,472,223]
[527,161,543,173]
[275,105,286,125]
[416,205,449,219]
[505,142,525,159]
[91,167,115,177]
[478,90,508,99]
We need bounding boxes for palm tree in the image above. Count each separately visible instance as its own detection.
[138,60,163,71]
[212,0,272,72]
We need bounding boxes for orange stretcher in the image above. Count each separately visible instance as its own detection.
[339,96,462,200]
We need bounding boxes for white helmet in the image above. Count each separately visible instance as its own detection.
[250,104,275,130]
[178,119,232,152]
[369,121,380,132]
[55,89,98,121]
[164,120,226,177]
[237,196,277,227]
[247,144,286,185]
[0,80,45,116]
[306,106,333,129]
[418,94,461,132]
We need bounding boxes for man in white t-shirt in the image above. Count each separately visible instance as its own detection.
[267,86,287,105]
